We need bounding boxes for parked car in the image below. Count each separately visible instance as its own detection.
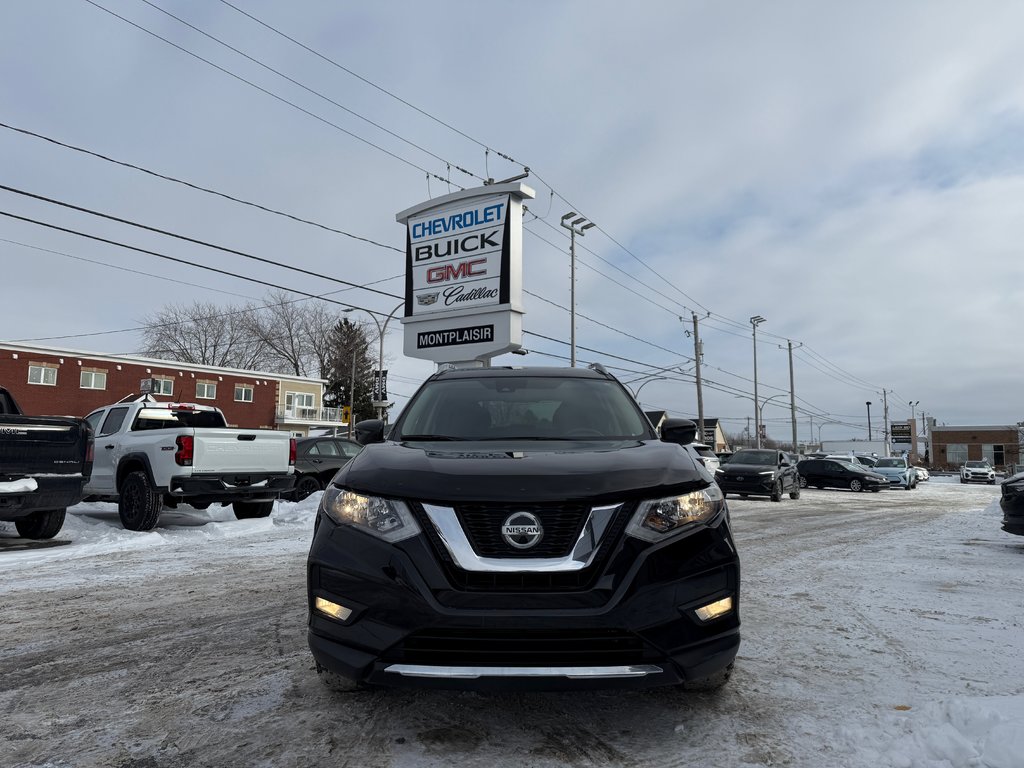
[688,442,721,473]
[872,457,918,490]
[715,448,801,502]
[999,471,1024,535]
[825,454,878,468]
[797,458,889,492]
[1,385,93,539]
[307,364,739,693]
[961,460,996,485]
[291,437,362,500]
[913,466,930,482]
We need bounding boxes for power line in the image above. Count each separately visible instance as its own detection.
[0,183,402,300]
[0,121,403,253]
[80,0,459,188]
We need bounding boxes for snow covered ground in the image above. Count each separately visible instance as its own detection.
[1,478,1021,767]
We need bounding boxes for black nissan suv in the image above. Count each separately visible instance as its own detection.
[306,365,740,692]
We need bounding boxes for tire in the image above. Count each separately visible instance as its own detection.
[118,470,163,531]
[849,478,863,492]
[798,476,807,488]
[770,482,782,502]
[293,475,322,501]
[14,508,66,539]
[960,478,967,484]
[683,662,733,692]
[316,663,361,692]
[232,500,275,519]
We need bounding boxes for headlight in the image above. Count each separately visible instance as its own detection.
[625,484,725,542]
[758,471,775,476]
[320,486,422,543]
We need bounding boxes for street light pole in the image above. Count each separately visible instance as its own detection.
[750,316,766,448]
[561,212,596,367]
[344,301,404,420]
[866,401,873,440]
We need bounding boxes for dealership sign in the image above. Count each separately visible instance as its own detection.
[891,423,912,444]
[396,182,534,364]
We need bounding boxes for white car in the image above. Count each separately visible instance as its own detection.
[689,443,721,473]
[872,457,918,490]
[960,461,995,484]
[913,466,930,482]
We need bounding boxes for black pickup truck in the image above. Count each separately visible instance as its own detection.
[0,386,93,539]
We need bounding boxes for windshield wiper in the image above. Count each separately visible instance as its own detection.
[398,434,461,441]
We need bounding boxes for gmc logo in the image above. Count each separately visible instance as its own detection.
[426,258,486,284]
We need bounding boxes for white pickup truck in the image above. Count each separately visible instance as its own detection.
[83,397,295,531]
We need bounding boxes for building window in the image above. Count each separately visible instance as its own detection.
[153,378,174,396]
[196,381,217,399]
[946,443,968,464]
[286,391,316,418]
[234,384,254,403]
[983,444,1004,465]
[28,364,57,386]
[80,370,107,390]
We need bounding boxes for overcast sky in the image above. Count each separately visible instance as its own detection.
[3,1,1023,444]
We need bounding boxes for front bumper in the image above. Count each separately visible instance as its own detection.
[715,473,776,496]
[307,511,740,691]
[962,471,995,483]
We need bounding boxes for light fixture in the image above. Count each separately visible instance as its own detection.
[694,596,734,622]
[314,597,353,622]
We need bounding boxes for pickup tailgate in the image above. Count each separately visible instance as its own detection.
[0,416,90,478]
[191,429,292,474]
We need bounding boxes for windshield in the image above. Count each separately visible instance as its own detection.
[395,375,652,441]
[875,458,906,468]
[730,450,776,466]
[965,461,989,468]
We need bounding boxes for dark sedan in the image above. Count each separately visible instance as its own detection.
[714,448,801,502]
[999,472,1024,535]
[797,458,888,492]
[291,437,363,500]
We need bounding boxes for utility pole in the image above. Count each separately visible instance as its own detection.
[560,212,595,367]
[786,340,801,452]
[750,316,766,448]
[692,313,704,444]
[347,351,356,440]
[882,389,891,456]
[866,401,873,440]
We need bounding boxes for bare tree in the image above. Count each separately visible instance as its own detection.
[140,293,349,378]
[139,302,267,370]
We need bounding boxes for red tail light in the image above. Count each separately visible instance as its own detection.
[289,438,296,466]
[175,435,194,466]
[85,438,94,465]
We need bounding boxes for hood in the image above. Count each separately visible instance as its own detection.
[333,438,708,504]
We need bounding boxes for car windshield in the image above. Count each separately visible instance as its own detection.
[875,458,906,468]
[395,375,652,441]
[731,450,776,466]
[965,461,989,468]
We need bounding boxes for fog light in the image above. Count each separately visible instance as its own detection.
[694,596,734,622]
[314,597,353,621]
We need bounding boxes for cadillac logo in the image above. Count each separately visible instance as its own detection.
[501,511,544,550]
[417,292,439,306]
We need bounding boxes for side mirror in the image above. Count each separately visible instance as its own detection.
[660,418,697,446]
[354,419,385,445]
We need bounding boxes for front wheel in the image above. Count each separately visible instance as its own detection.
[770,482,783,502]
[849,478,863,492]
[119,471,163,531]
[232,500,274,519]
[14,508,66,539]
[798,476,807,488]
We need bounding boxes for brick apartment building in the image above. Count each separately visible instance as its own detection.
[0,342,343,437]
